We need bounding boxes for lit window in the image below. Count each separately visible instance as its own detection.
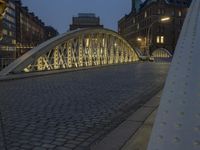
[158,9,161,14]
[12,40,16,44]
[156,36,160,43]
[178,11,182,16]
[133,18,135,24]
[144,11,147,18]
[2,29,8,35]
[156,36,165,44]
[137,23,140,30]
[161,36,164,43]
[9,31,13,36]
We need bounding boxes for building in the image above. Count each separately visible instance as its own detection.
[0,0,16,58]
[0,0,58,60]
[44,26,59,41]
[118,0,192,55]
[70,13,103,31]
[15,0,46,57]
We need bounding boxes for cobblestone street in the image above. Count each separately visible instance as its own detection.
[0,63,169,150]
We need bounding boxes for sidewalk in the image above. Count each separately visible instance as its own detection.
[91,91,162,150]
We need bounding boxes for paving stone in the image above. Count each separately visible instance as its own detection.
[0,63,169,149]
[55,146,72,150]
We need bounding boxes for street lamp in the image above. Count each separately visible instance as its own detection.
[0,0,8,40]
[146,16,170,56]
[137,37,142,42]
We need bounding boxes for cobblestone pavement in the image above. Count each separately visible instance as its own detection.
[0,63,169,150]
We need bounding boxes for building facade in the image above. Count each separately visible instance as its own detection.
[70,13,103,31]
[0,0,16,58]
[118,0,192,55]
[0,0,58,61]
[15,0,46,57]
[44,26,59,41]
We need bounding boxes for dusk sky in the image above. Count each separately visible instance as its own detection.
[21,0,134,34]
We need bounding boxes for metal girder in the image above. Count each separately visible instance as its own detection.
[0,28,140,75]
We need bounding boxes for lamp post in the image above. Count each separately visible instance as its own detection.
[0,0,8,40]
[147,17,170,56]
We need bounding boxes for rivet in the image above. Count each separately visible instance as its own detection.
[165,110,169,114]
[161,121,167,126]
[173,137,181,143]
[175,123,182,128]
[182,100,186,104]
[168,100,172,104]
[194,126,200,132]
[193,140,200,146]
[196,113,200,118]
[179,112,185,116]
[158,135,164,140]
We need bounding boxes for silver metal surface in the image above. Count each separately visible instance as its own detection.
[148,0,200,149]
[0,28,140,76]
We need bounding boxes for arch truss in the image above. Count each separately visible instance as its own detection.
[151,48,172,58]
[0,28,140,76]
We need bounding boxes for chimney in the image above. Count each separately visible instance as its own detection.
[132,0,142,12]
[132,0,136,12]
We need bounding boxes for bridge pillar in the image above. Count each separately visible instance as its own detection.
[148,0,200,149]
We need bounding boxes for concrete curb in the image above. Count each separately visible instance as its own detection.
[90,91,162,150]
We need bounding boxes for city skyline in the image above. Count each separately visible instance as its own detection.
[21,0,132,33]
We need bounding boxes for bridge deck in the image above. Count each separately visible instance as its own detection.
[0,63,169,150]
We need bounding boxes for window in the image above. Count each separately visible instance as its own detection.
[161,36,164,43]
[156,36,165,44]
[137,23,140,30]
[161,9,165,15]
[157,9,161,14]
[144,11,147,18]
[133,18,135,24]
[2,29,8,35]
[12,40,16,44]
[178,10,182,16]
[156,36,160,43]
[9,31,13,36]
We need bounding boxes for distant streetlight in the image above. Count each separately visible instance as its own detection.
[146,16,170,56]
[137,37,142,42]
[161,17,170,22]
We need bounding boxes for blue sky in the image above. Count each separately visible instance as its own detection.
[21,0,133,33]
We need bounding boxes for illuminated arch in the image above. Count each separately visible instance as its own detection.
[0,28,140,76]
[151,48,172,58]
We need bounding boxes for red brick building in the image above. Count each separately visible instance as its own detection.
[118,0,191,55]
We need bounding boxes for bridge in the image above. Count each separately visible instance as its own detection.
[0,0,199,149]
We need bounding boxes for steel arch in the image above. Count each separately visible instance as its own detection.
[0,28,140,76]
[151,48,172,58]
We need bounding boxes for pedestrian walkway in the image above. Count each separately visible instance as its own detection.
[91,90,162,150]
[0,63,168,150]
